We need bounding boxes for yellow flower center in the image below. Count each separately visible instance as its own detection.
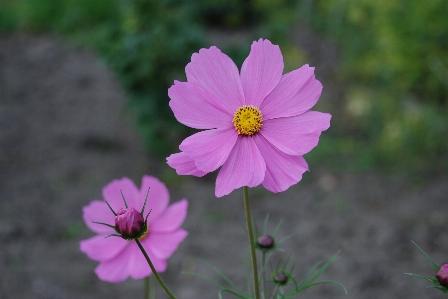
[232,105,263,136]
[139,226,149,240]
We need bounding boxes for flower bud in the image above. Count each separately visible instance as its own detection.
[273,272,288,285]
[436,264,448,287]
[257,235,274,249]
[115,207,145,239]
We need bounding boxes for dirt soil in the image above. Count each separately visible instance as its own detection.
[1,33,447,299]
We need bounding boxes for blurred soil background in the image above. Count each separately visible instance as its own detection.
[1,0,448,298]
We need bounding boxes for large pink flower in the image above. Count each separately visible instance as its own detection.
[80,175,188,283]
[167,38,331,197]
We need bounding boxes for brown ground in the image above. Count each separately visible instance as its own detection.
[1,32,447,299]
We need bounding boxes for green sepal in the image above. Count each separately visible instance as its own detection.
[121,221,149,241]
[104,201,117,216]
[93,221,119,234]
[105,233,122,238]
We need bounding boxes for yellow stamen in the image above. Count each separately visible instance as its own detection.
[232,105,263,136]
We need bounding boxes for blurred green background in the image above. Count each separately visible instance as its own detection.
[1,0,447,174]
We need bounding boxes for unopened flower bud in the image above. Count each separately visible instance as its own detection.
[273,272,288,285]
[257,235,274,249]
[115,207,145,239]
[436,264,448,287]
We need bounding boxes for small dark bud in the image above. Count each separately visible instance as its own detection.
[273,272,288,285]
[436,264,448,287]
[257,235,274,249]
[115,207,145,239]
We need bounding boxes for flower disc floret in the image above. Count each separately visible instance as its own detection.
[233,105,263,135]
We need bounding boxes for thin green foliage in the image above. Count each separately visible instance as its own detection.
[403,241,448,294]
[277,251,347,298]
[410,240,439,271]
[183,259,248,298]
[185,216,345,299]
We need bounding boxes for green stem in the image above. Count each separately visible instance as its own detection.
[150,275,156,299]
[270,285,279,299]
[144,275,156,299]
[144,275,149,299]
[135,239,177,299]
[243,186,260,299]
[262,252,266,297]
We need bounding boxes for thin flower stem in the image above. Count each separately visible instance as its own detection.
[270,285,279,299]
[150,275,156,299]
[135,239,177,299]
[144,275,149,299]
[143,275,156,299]
[262,252,267,297]
[243,186,260,299]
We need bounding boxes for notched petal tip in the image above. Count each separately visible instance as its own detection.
[254,38,272,45]
[193,46,221,59]
[241,37,284,107]
[253,38,281,54]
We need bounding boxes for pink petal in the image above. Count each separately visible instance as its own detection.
[260,111,331,156]
[166,152,207,177]
[132,240,168,275]
[139,176,170,222]
[126,243,152,279]
[102,178,140,213]
[254,135,309,193]
[185,46,244,112]
[94,245,134,283]
[94,241,168,282]
[215,137,266,197]
[80,235,126,262]
[143,229,188,260]
[142,243,168,273]
[260,65,323,119]
[179,128,238,173]
[240,39,284,107]
[169,81,233,129]
[150,199,188,232]
[82,200,115,234]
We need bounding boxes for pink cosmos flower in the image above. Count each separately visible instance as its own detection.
[166,38,331,197]
[80,175,188,283]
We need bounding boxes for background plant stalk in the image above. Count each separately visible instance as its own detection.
[244,186,260,299]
